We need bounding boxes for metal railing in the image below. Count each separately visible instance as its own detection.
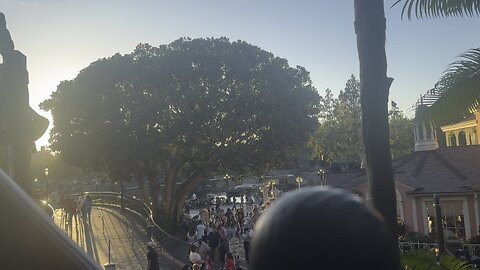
[36,199,55,220]
[0,170,102,270]
[82,192,190,266]
[398,242,436,252]
[399,241,480,258]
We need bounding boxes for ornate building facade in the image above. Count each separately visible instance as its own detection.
[441,113,479,147]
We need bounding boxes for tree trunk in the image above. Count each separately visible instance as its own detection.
[163,164,178,210]
[171,174,206,224]
[172,193,189,225]
[354,0,400,267]
[133,166,149,204]
[146,173,161,208]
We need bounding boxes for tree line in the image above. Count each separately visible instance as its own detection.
[309,75,414,171]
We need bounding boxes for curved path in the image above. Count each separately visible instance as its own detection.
[54,207,179,270]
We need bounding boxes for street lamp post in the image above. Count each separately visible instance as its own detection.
[34,178,38,199]
[295,176,302,190]
[44,166,49,201]
[224,174,231,189]
[317,169,326,186]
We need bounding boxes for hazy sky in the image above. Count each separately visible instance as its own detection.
[1,0,478,147]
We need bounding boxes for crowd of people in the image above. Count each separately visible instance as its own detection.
[182,194,260,270]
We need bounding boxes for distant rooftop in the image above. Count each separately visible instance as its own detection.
[325,145,480,196]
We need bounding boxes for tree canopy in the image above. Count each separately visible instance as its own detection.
[309,75,413,170]
[40,37,320,222]
[309,75,363,170]
[389,106,414,160]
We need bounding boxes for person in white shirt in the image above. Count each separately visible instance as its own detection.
[195,238,211,260]
[196,222,206,240]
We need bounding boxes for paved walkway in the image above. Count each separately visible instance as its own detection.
[54,207,179,270]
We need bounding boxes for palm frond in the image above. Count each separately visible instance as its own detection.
[423,48,480,125]
[401,250,474,270]
[392,0,480,20]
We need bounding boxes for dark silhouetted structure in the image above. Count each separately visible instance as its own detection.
[0,12,48,196]
[250,187,398,270]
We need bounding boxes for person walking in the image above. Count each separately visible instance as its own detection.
[84,194,93,224]
[195,238,210,260]
[207,225,222,267]
[146,242,159,270]
[77,193,86,220]
[225,252,236,270]
[65,196,78,234]
[242,227,254,264]
[203,253,213,270]
[187,225,197,245]
[196,221,206,241]
[200,207,209,224]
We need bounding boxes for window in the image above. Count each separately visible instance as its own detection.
[470,131,478,145]
[425,123,431,139]
[425,200,465,239]
[418,124,424,140]
[396,189,404,222]
[450,134,456,146]
[459,131,467,146]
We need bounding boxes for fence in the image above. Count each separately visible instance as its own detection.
[80,192,190,266]
[399,241,480,258]
[398,242,436,252]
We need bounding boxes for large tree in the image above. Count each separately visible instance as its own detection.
[354,1,400,268]
[41,37,320,224]
[310,76,413,168]
[389,105,414,160]
[393,0,480,125]
[309,75,363,170]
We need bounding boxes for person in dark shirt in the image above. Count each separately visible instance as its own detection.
[218,238,227,266]
[146,242,159,270]
[207,226,221,265]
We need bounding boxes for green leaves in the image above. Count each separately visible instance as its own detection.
[389,107,414,160]
[309,75,414,166]
[41,37,320,189]
[401,250,474,269]
[392,1,480,125]
[392,0,480,20]
[309,75,362,168]
[424,48,480,125]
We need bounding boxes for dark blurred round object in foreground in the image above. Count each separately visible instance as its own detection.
[250,187,398,270]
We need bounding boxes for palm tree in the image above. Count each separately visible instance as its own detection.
[354,1,400,268]
[392,0,480,124]
[393,0,480,20]
[428,48,480,124]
